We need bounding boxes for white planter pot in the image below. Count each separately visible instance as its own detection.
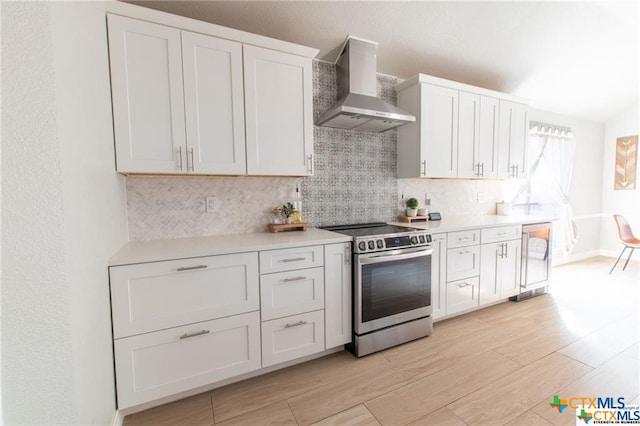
[406,208,418,217]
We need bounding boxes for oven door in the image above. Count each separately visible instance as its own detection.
[355,246,432,335]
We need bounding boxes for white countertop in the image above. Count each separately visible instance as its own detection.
[109,228,351,266]
[389,214,554,234]
[110,215,553,266]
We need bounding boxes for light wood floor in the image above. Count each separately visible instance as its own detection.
[124,257,639,426]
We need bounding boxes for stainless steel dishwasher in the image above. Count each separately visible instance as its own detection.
[511,222,552,301]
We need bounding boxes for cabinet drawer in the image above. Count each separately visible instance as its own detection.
[481,225,522,244]
[446,276,479,316]
[447,229,480,248]
[447,245,480,281]
[260,267,324,321]
[259,245,323,274]
[110,252,259,338]
[114,311,261,409]
[261,310,324,367]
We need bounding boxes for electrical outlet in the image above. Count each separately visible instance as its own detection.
[477,192,486,203]
[205,196,217,213]
[425,193,432,201]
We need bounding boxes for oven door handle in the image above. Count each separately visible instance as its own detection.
[359,248,433,265]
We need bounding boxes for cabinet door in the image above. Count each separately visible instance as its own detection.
[498,100,528,178]
[457,91,480,178]
[431,234,447,320]
[421,84,459,177]
[260,267,324,321]
[110,252,259,338]
[447,245,480,282]
[477,96,500,178]
[107,14,187,174]
[479,242,501,306]
[114,312,261,409]
[182,32,246,174]
[500,239,522,298]
[244,46,313,176]
[324,243,352,348]
[261,310,325,367]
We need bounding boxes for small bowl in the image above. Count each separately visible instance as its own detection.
[417,208,428,216]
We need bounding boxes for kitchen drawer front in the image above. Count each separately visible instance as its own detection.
[481,225,522,244]
[447,229,480,248]
[260,267,324,321]
[110,252,259,339]
[446,245,480,281]
[261,310,324,367]
[259,245,323,274]
[114,311,261,409]
[446,276,480,316]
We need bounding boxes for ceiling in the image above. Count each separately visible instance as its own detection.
[128,1,639,123]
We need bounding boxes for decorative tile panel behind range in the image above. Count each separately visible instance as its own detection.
[125,61,400,240]
[302,61,399,227]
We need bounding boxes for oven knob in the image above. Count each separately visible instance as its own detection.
[368,240,376,250]
[410,236,418,244]
[358,241,367,252]
[418,235,425,244]
[376,240,384,249]
[426,234,432,243]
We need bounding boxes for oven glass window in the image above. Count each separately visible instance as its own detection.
[361,256,431,323]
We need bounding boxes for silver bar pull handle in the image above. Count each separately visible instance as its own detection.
[307,154,313,175]
[283,276,306,282]
[282,257,306,263]
[284,321,307,329]
[475,163,481,176]
[178,146,183,171]
[177,264,208,272]
[458,250,471,255]
[480,162,484,177]
[344,244,351,265]
[457,282,472,288]
[516,165,519,177]
[421,160,427,176]
[180,329,209,339]
[188,147,195,171]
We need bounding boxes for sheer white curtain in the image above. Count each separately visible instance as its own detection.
[515,124,578,256]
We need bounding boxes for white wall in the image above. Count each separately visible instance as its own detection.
[600,102,640,258]
[2,1,128,424]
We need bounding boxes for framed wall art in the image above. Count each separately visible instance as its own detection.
[614,135,638,190]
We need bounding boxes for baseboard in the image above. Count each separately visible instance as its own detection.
[552,250,601,266]
[599,248,640,260]
[111,409,124,426]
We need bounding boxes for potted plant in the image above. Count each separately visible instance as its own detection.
[405,197,419,217]
[282,202,295,224]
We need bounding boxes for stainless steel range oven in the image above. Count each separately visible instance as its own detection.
[323,223,433,357]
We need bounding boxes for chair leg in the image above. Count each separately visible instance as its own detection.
[609,246,628,274]
[622,247,635,271]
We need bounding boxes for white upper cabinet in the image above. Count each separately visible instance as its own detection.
[182,31,246,174]
[476,96,500,178]
[107,14,315,176]
[457,91,480,178]
[396,74,527,179]
[498,100,528,179]
[244,46,314,176]
[108,15,186,174]
[397,83,458,178]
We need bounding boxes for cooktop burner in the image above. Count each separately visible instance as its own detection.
[321,222,432,253]
[322,223,417,238]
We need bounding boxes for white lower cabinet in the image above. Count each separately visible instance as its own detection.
[260,267,324,321]
[107,240,352,409]
[114,311,261,408]
[431,234,447,320]
[324,243,352,348]
[261,310,325,367]
[446,276,480,315]
[480,239,521,305]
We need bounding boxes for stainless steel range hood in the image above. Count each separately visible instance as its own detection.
[316,36,415,132]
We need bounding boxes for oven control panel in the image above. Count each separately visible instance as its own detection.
[355,232,432,254]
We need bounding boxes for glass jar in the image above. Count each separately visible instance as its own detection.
[271,207,284,225]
